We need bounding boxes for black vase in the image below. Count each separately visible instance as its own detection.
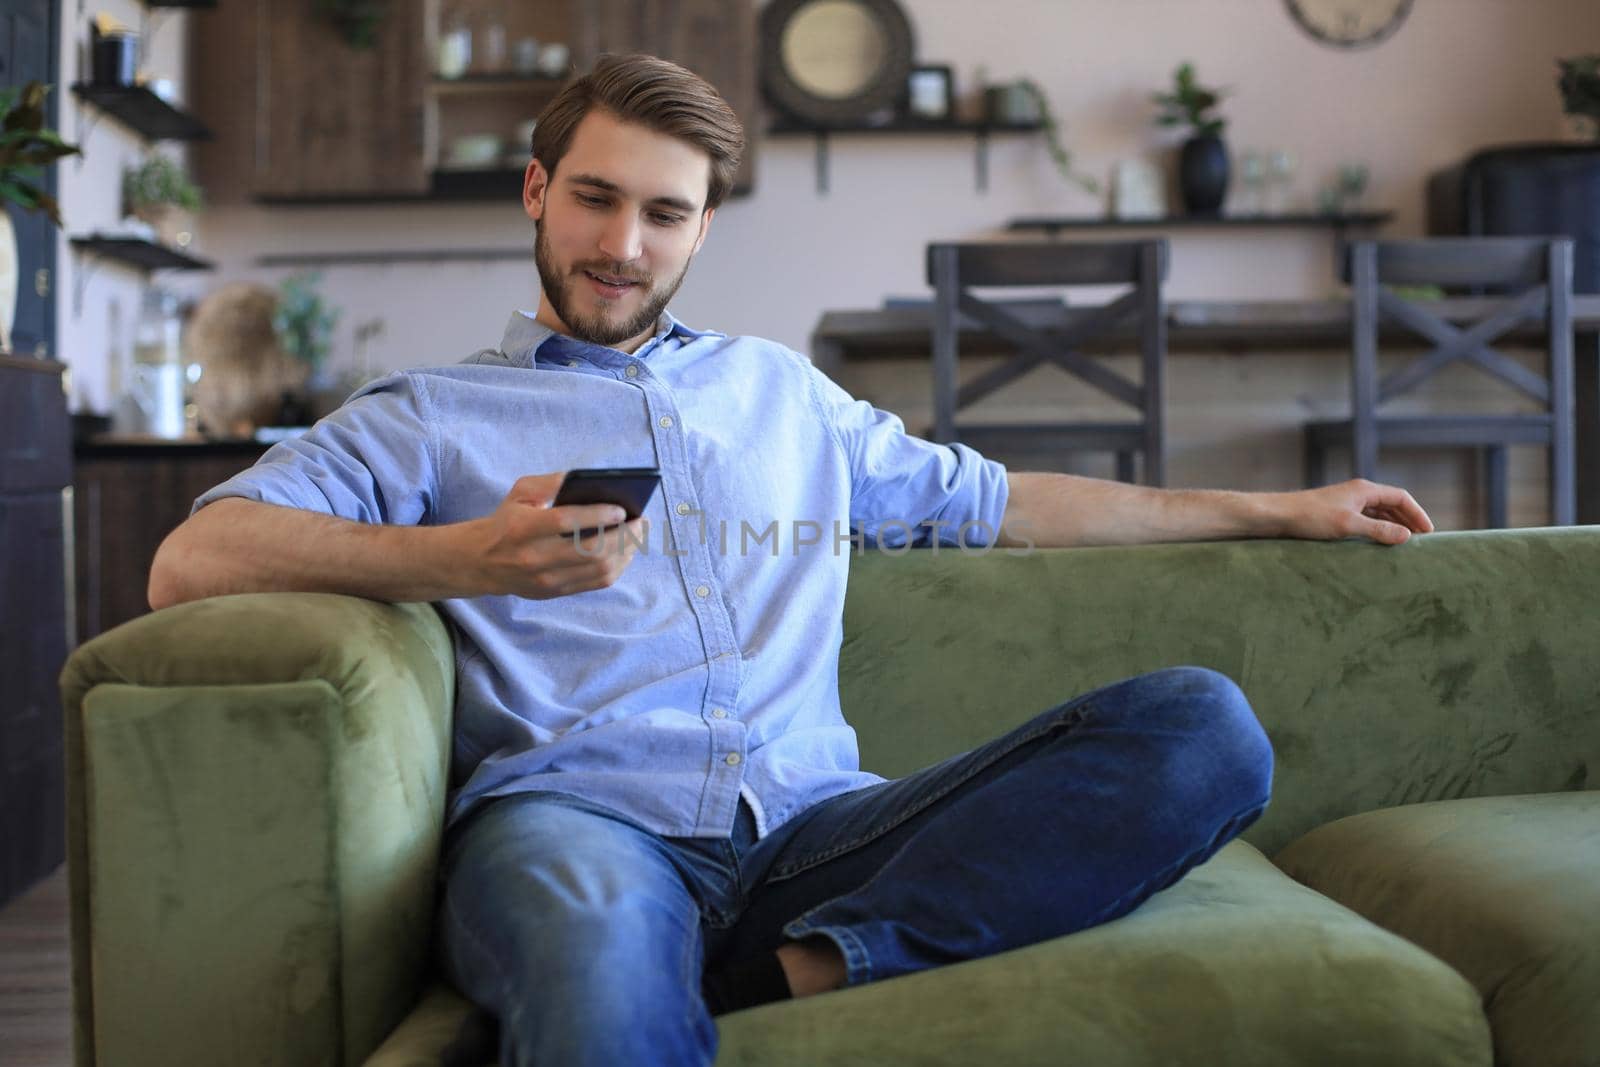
[1180,135,1230,216]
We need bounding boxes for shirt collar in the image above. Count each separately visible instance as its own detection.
[481,309,718,370]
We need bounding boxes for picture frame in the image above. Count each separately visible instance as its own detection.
[905,64,955,123]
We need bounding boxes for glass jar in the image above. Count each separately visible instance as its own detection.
[130,288,187,439]
[439,13,471,79]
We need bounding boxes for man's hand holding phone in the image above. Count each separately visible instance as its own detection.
[467,470,657,600]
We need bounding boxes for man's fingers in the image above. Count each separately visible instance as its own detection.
[547,504,630,534]
[509,472,567,507]
[1358,482,1434,533]
[1354,513,1412,545]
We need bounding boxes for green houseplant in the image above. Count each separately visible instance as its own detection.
[1557,55,1600,140]
[272,272,340,372]
[122,153,203,225]
[0,81,81,354]
[1152,62,1230,216]
[1,81,79,225]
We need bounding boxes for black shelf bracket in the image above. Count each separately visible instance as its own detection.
[69,235,214,317]
[69,83,213,142]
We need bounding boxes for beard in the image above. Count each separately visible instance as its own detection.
[533,222,693,348]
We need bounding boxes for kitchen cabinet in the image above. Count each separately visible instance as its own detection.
[191,0,757,202]
[191,0,430,200]
[73,439,269,644]
[0,357,71,907]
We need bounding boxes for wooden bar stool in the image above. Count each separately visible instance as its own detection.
[926,240,1169,485]
[1305,237,1576,527]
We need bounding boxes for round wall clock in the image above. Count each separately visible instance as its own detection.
[759,0,915,126]
[1285,0,1415,50]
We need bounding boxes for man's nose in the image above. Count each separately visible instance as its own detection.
[597,212,643,263]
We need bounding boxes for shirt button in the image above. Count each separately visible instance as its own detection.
[675,502,692,516]
[624,364,640,378]
[695,584,710,598]
[711,708,728,719]
[658,415,674,429]
[725,753,742,766]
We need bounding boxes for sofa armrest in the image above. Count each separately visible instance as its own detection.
[59,593,455,1067]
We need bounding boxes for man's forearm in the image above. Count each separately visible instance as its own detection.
[998,472,1288,548]
[148,498,483,609]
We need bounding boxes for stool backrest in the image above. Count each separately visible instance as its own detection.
[924,240,1169,457]
[1342,237,1575,413]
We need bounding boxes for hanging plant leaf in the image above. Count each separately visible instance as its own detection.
[319,0,390,50]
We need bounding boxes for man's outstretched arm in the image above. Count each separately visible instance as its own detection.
[997,473,1434,549]
[148,473,644,610]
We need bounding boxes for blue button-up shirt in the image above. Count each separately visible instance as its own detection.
[193,310,1009,839]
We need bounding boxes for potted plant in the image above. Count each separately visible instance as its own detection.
[122,153,202,245]
[0,81,80,355]
[1557,55,1600,141]
[1152,62,1230,216]
[263,272,342,424]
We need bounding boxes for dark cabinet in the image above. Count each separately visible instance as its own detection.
[191,0,430,200]
[73,440,269,644]
[0,357,71,907]
[191,0,757,202]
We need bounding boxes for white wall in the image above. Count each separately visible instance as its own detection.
[52,0,191,419]
[54,0,1597,421]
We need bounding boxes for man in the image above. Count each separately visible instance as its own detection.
[150,54,1433,1067]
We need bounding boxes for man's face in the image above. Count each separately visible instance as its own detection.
[524,109,716,353]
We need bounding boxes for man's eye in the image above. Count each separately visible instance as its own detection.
[652,213,684,226]
[577,194,606,207]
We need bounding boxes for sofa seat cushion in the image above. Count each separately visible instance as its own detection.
[1275,792,1600,1067]
[364,840,1488,1067]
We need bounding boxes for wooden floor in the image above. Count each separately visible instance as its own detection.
[0,865,71,1067]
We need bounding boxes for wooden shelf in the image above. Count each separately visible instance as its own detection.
[430,73,571,97]
[1008,212,1395,236]
[430,167,526,199]
[70,83,212,142]
[768,118,1044,137]
[69,235,213,272]
[768,118,1045,195]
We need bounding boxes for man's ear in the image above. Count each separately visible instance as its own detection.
[523,159,550,222]
[691,206,716,256]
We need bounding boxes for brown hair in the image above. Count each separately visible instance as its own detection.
[531,53,744,211]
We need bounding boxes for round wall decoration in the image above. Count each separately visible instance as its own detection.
[1285,0,1414,49]
[759,0,916,126]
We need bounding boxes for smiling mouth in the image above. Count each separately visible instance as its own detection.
[582,270,641,291]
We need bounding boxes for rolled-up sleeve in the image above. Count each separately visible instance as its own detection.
[190,372,438,525]
[806,365,1008,548]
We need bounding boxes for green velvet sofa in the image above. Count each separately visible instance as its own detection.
[60,527,1600,1067]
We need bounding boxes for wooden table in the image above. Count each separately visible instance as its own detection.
[809,296,1600,521]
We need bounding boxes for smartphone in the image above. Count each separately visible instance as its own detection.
[552,468,662,535]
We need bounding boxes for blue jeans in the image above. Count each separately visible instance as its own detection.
[434,666,1273,1066]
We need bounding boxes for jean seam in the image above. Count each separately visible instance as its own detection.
[682,897,705,1035]
[768,702,1094,881]
[441,887,524,1050]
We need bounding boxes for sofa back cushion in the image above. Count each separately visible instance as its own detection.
[836,528,1600,855]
